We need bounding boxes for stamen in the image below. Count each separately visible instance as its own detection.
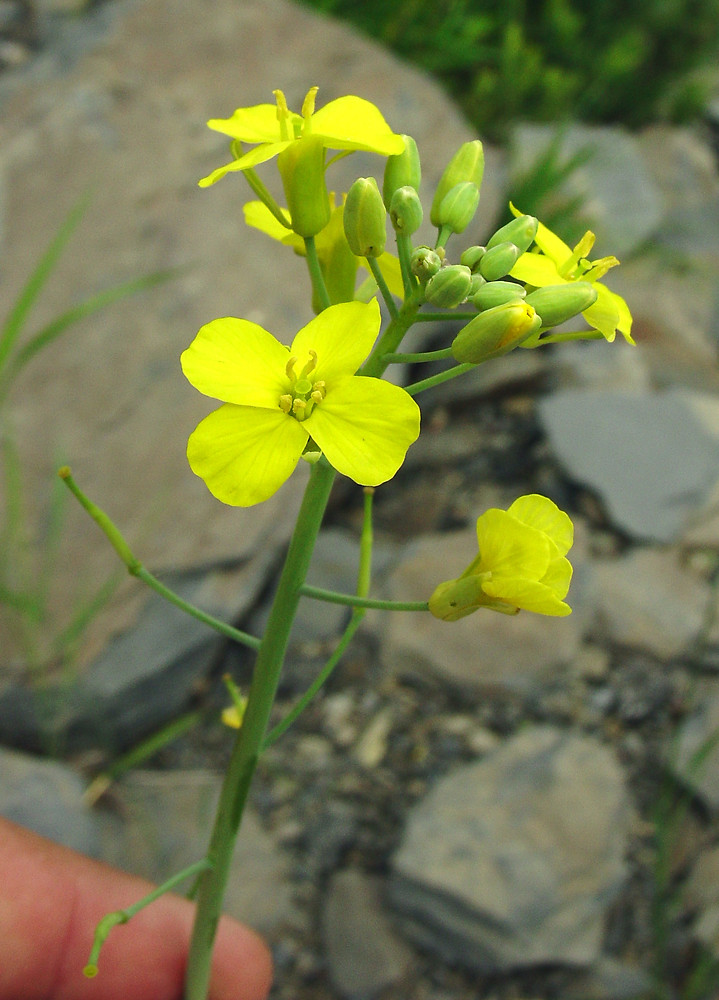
[279,394,293,413]
[310,389,324,404]
[299,350,318,378]
[301,86,319,133]
[560,231,595,279]
[292,398,307,418]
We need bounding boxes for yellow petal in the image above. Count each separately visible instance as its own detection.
[181,317,290,407]
[475,509,552,581]
[310,97,405,155]
[243,201,296,245]
[308,376,420,486]
[481,575,572,615]
[187,404,308,506]
[207,104,300,143]
[540,554,573,600]
[507,494,574,556]
[533,218,573,265]
[582,284,622,341]
[510,252,564,287]
[198,141,294,187]
[291,300,381,381]
[374,252,405,299]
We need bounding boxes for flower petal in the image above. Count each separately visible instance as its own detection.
[540,554,573,600]
[510,252,564,287]
[181,317,290,407]
[198,141,294,187]
[475,509,552,581]
[206,104,299,143]
[508,494,574,556]
[582,284,622,341]
[532,217,573,265]
[307,376,420,485]
[291,300,381,381]
[243,201,296,246]
[310,97,405,155]
[481,575,572,615]
[187,404,308,506]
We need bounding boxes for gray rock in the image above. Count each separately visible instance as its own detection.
[592,548,711,658]
[569,956,652,1000]
[674,681,719,811]
[0,746,100,854]
[98,769,299,938]
[321,870,413,1000]
[539,388,719,542]
[378,528,585,694]
[390,726,632,972]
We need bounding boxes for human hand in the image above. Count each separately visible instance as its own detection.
[0,817,272,1000]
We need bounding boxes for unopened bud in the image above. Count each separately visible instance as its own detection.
[525,281,598,327]
[410,246,442,281]
[430,141,484,226]
[472,280,526,311]
[460,246,487,272]
[486,214,539,254]
[451,301,541,364]
[467,272,487,297]
[277,135,331,238]
[389,185,423,235]
[425,264,472,308]
[343,177,387,257]
[478,241,521,281]
[435,182,479,236]
[382,135,421,208]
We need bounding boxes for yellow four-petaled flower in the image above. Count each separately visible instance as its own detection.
[429,494,574,620]
[181,300,420,507]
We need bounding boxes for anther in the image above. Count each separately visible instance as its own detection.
[292,398,307,418]
[279,394,293,413]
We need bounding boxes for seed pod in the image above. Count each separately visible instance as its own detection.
[389,185,424,235]
[382,135,421,208]
[343,177,387,258]
[410,246,442,282]
[434,182,479,235]
[425,264,472,308]
[277,134,331,238]
[525,281,598,327]
[452,301,541,364]
[430,141,484,226]
[472,280,526,312]
[486,214,539,254]
[478,241,521,281]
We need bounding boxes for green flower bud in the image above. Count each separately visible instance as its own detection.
[460,245,486,272]
[478,241,521,281]
[467,272,487,297]
[425,264,472,308]
[277,135,331,238]
[435,182,479,235]
[472,280,526,312]
[389,185,423,235]
[430,140,484,226]
[486,214,539,254]
[382,135,421,208]
[410,246,442,281]
[525,281,598,327]
[343,177,387,258]
[452,301,541,364]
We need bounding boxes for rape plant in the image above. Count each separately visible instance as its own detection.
[65,87,632,1000]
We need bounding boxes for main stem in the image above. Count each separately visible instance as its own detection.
[184,459,336,1000]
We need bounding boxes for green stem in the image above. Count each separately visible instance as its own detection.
[395,232,417,298]
[359,292,422,379]
[299,584,428,612]
[366,257,399,319]
[382,347,454,363]
[405,361,475,396]
[59,469,260,651]
[529,329,604,345]
[85,858,212,977]
[413,311,475,322]
[304,236,331,311]
[184,460,336,1000]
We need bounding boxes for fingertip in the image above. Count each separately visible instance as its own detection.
[210,917,273,1000]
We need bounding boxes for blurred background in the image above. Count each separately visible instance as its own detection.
[3,2,719,998]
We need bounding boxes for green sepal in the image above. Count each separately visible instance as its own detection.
[410,246,442,282]
[389,185,424,235]
[434,182,479,235]
[277,135,331,238]
[472,280,526,311]
[382,134,421,208]
[460,245,486,272]
[486,214,539,254]
[525,281,598,327]
[430,140,484,226]
[451,301,541,364]
[343,177,387,258]
[425,265,472,308]
[478,241,521,281]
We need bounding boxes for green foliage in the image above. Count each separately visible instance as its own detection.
[299,0,719,138]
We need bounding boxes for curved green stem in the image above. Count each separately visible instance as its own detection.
[382,347,454,363]
[405,361,475,396]
[184,460,336,1000]
[304,236,331,311]
[300,584,428,612]
[242,168,292,229]
[366,257,399,319]
[59,469,261,651]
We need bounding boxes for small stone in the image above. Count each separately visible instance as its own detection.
[353,707,394,768]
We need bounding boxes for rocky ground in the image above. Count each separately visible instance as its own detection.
[3,2,719,999]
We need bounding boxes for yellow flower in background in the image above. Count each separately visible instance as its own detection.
[243,197,404,305]
[181,300,420,507]
[199,87,406,187]
[508,204,633,344]
[429,494,574,621]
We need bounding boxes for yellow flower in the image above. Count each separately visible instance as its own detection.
[428,494,574,620]
[508,204,633,344]
[181,300,420,506]
[199,87,405,188]
[243,197,404,305]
